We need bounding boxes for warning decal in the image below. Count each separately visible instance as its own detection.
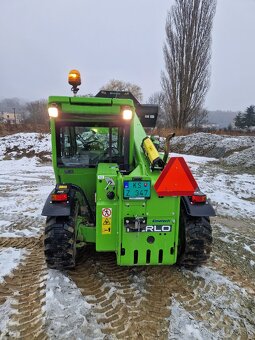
[102,217,111,225]
[102,208,112,218]
[102,217,112,234]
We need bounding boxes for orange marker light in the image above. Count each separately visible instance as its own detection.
[68,69,81,87]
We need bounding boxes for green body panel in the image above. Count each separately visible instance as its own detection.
[61,104,120,115]
[48,95,180,265]
[95,163,121,251]
[79,225,96,243]
[57,167,96,208]
[118,195,180,265]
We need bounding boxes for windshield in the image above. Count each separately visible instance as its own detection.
[56,123,127,168]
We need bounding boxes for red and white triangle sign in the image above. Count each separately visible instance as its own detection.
[154,157,198,196]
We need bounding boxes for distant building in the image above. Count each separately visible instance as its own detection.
[201,123,220,130]
[187,122,220,130]
[0,112,23,124]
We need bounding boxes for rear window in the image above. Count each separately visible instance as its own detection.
[56,124,126,168]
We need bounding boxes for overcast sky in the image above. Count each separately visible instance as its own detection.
[0,0,254,111]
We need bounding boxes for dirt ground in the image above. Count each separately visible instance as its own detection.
[0,215,254,339]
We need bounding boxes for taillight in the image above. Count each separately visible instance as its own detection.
[51,193,68,202]
[191,191,207,204]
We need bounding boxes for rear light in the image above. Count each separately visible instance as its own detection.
[191,191,207,204]
[51,193,68,202]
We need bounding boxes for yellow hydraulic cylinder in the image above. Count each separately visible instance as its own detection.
[142,137,164,170]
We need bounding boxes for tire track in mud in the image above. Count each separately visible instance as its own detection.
[211,217,255,294]
[0,236,43,249]
[0,218,254,339]
[173,269,254,339]
[166,217,255,339]
[69,249,146,338]
[140,265,254,339]
[69,248,175,339]
[69,243,255,339]
[0,215,45,238]
[93,256,175,339]
[0,238,48,339]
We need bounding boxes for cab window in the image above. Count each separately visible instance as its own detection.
[56,123,128,168]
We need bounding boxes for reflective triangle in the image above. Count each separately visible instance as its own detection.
[154,157,198,196]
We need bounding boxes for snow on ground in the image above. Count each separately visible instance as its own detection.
[46,270,104,340]
[173,266,254,339]
[171,132,255,156]
[0,298,14,338]
[197,172,255,220]
[0,133,51,160]
[0,248,27,283]
[170,153,218,165]
[0,157,54,237]
[0,248,28,339]
[224,146,255,168]
[0,248,28,337]
[169,299,214,340]
[0,158,53,217]
[170,132,255,169]
[170,153,255,220]
[187,267,245,293]
[244,244,255,255]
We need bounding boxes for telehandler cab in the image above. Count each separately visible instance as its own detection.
[42,70,215,269]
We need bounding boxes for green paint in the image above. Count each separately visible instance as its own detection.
[48,95,180,265]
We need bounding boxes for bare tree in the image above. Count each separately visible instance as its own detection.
[101,79,143,102]
[0,98,26,113]
[162,0,217,129]
[192,108,208,130]
[147,92,170,128]
[25,100,48,126]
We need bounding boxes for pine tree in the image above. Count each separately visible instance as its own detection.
[234,112,245,129]
[244,105,255,127]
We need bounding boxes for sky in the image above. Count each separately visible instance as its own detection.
[0,0,254,111]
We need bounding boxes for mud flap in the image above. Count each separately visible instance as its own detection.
[181,196,216,217]
[41,192,72,216]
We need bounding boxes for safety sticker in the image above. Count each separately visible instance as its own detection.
[102,208,112,218]
[102,217,112,234]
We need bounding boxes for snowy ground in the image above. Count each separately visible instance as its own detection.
[0,158,54,237]
[169,132,255,169]
[0,132,51,160]
[171,153,255,220]
[0,248,27,283]
[0,132,254,339]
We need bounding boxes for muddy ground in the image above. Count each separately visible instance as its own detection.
[0,216,254,339]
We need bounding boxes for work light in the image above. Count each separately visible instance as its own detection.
[48,107,58,118]
[122,107,133,120]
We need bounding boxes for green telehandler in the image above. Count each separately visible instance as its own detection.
[42,70,215,269]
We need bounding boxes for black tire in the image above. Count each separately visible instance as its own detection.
[177,208,213,268]
[44,213,77,270]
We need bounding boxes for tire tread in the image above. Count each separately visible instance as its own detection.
[178,209,213,268]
